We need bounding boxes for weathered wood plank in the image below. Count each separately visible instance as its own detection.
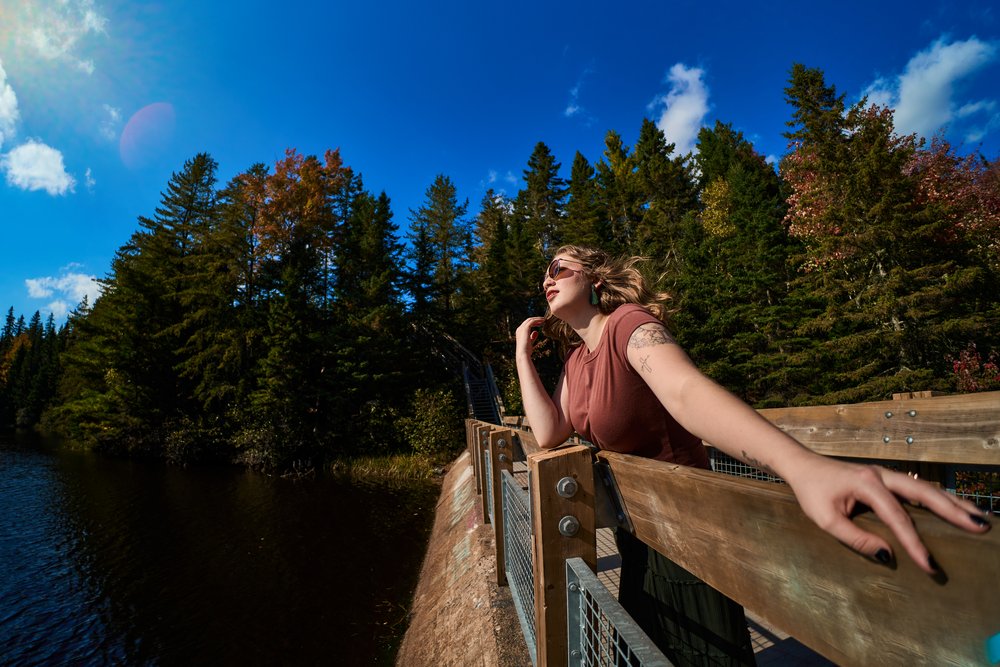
[599,450,1000,666]
[755,391,1000,464]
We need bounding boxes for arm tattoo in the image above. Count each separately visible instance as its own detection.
[640,355,652,373]
[741,450,778,477]
[628,323,676,350]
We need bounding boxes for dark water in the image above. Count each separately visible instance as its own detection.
[0,432,439,666]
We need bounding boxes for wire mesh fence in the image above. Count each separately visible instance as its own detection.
[709,448,999,514]
[483,442,494,524]
[566,558,671,666]
[502,469,537,665]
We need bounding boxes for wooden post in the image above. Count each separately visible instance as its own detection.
[530,445,596,667]
[489,428,515,587]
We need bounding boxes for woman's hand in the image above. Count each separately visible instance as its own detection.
[515,317,546,359]
[786,456,992,574]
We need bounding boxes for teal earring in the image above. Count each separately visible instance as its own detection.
[590,285,600,306]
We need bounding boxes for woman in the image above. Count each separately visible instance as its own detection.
[515,245,991,666]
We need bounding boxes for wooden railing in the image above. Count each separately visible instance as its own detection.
[470,390,1000,666]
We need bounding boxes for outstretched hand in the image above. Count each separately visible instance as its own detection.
[787,456,991,574]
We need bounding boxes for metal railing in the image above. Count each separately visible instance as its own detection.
[566,558,671,666]
[502,469,537,665]
[709,449,1000,514]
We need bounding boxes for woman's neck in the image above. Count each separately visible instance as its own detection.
[566,307,608,353]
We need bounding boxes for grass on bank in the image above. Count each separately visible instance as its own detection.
[328,452,448,485]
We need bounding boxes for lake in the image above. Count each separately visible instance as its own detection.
[0,432,439,665]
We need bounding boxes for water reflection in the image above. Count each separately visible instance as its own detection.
[0,433,438,665]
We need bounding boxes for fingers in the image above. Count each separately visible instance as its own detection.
[815,509,897,567]
[515,317,547,355]
[886,470,992,533]
[849,468,991,575]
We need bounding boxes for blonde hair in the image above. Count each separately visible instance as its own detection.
[541,244,674,356]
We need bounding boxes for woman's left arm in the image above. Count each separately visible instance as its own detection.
[626,322,991,574]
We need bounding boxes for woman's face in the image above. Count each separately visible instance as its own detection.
[542,255,590,311]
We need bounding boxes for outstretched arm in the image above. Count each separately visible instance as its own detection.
[626,322,992,574]
[515,317,574,448]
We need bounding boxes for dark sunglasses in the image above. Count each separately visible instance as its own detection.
[541,258,586,290]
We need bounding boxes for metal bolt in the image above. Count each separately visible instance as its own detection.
[559,515,580,537]
[556,476,579,498]
[885,411,893,419]
[906,436,914,445]
[570,649,582,658]
[498,453,509,463]
[568,583,579,593]
[908,410,917,417]
[497,438,506,448]
[883,436,891,443]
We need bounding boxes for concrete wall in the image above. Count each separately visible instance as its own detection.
[396,452,530,666]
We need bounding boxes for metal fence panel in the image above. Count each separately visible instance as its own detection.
[484,445,494,524]
[565,557,671,666]
[502,470,536,665]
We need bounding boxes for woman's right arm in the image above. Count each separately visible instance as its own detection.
[515,317,574,448]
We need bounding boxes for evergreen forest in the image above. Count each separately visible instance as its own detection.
[2,65,998,471]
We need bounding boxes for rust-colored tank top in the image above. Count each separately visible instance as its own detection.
[563,304,709,467]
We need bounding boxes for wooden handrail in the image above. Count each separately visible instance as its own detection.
[754,390,1000,464]
[597,450,1000,665]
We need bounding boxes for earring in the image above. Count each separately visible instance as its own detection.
[590,286,600,306]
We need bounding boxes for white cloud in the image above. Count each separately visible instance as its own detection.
[564,67,596,123]
[651,63,710,155]
[85,167,95,190]
[565,83,581,117]
[863,37,999,140]
[2,139,76,195]
[22,0,109,74]
[0,60,20,150]
[25,271,101,316]
[99,103,121,141]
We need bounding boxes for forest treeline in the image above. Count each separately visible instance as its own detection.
[2,65,998,470]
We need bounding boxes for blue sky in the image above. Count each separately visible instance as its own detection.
[1,0,998,322]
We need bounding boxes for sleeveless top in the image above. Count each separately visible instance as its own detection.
[563,304,709,467]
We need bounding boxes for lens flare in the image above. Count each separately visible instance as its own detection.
[119,102,175,169]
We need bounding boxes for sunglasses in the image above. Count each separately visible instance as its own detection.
[541,258,586,290]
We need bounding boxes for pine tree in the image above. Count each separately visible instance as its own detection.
[675,122,810,405]
[781,66,998,401]
[562,152,606,248]
[405,174,470,322]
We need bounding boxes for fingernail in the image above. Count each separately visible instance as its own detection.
[927,554,940,572]
[970,512,991,528]
[874,548,892,565]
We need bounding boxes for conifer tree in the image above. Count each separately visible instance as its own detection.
[562,152,606,248]
[781,65,998,401]
[405,174,470,322]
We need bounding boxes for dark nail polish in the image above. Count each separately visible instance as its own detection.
[928,554,940,572]
[970,513,992,527]
[874,548,892,565]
